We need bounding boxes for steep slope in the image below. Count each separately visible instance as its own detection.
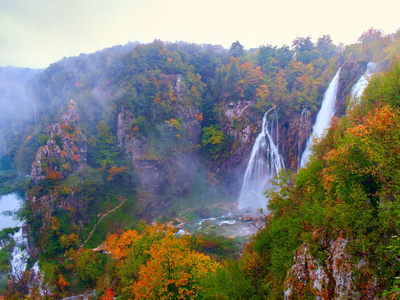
[244,61,400,299]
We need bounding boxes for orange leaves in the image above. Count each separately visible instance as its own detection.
[191,85,200,98]
[57,274,70,291]
[51,217,60,231]
[103,224,218,299]
[105,229,140,260]
[348,105,396,138]
[100,288,115,300]
[131,232,218,299]
[61,123,74,134]
[196,112,204,121]
[256,84,269,100]
[106,166,128,181]
[169,88,177,102]
[153,94,161,104]
[45,169,63,183]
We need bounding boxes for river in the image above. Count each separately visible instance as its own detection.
[0,192,24,230]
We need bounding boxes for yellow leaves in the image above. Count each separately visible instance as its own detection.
[165,118,182,131]
[207,172,219,186]
[348,105,396,139]
[132,232,218,299]
[256,84,269,100]
[51,217,60,231]
[60,233,79,249]
[169,88,177,102]
[103,224,218,299]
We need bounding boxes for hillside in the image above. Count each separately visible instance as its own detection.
[1,28,400,299]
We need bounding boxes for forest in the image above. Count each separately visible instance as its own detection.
[0,28,400,299]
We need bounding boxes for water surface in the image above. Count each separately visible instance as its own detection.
[0,192,24,230]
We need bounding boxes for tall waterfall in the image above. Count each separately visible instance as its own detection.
[300,68,341,168]
[297,108,310,171]
[350,62,378,103]
[237,109,285,212]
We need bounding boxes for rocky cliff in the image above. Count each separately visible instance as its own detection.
[213,100,257,194]
[335,61,368,117]
[284,234,377,299]
[30,100,87,185]
[210,102,314,195]
[26,100,87,251]
[117,74,202,217]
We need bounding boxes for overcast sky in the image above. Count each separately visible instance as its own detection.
[1,0,399,69]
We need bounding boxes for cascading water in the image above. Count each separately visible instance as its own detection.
[300,68,341,168]
[237,109,285,212]
[350,62,378,103]
[297,108,310,171]
[10,228,29,281]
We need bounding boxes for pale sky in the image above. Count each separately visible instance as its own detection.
[1,0,399,69]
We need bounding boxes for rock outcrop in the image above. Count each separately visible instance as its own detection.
[284,234,377,299]
[335,61,368,117]
[117,74,202,217]
[30,100,87,185]
[26,100,87,252]
[208,100,258,195]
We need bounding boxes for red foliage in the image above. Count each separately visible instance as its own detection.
[45,170,62,182]
[100,288,115,300]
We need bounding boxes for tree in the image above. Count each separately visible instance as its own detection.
[88,120,119,170]
[292,36,314,52]
[131,232,219,299]
[230,41,244,58]
[225,57,241,100]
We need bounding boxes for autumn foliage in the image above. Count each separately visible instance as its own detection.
[103,223,219,299]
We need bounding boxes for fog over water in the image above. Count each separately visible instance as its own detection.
[0,193,24,230]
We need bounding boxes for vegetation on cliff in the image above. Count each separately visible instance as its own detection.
[1,28,400,298]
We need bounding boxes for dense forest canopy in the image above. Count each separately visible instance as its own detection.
[1,27,400,299]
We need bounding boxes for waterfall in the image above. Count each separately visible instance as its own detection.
[300,68,341,168]
[350,62,378,103]
[10,228,29,281]
[237,109,285,212]
[297,108,310,171]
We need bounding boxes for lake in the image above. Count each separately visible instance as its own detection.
[0,192,24,230]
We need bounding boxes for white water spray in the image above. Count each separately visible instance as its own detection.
[10,228,29,281]
[350,62,378,104]
[238,109,285,212]
[300,68,341,168]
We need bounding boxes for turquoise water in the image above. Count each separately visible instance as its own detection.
[0,192,24,230]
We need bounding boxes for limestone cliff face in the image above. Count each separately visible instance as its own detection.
[284,235,377,299]
[281,112,312,171]
[212,103,313,195]
[211,100,257,194]
[117,75,202,217]
[27,100,87,248]
[335,61,368,117]
[30,100,87,185]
